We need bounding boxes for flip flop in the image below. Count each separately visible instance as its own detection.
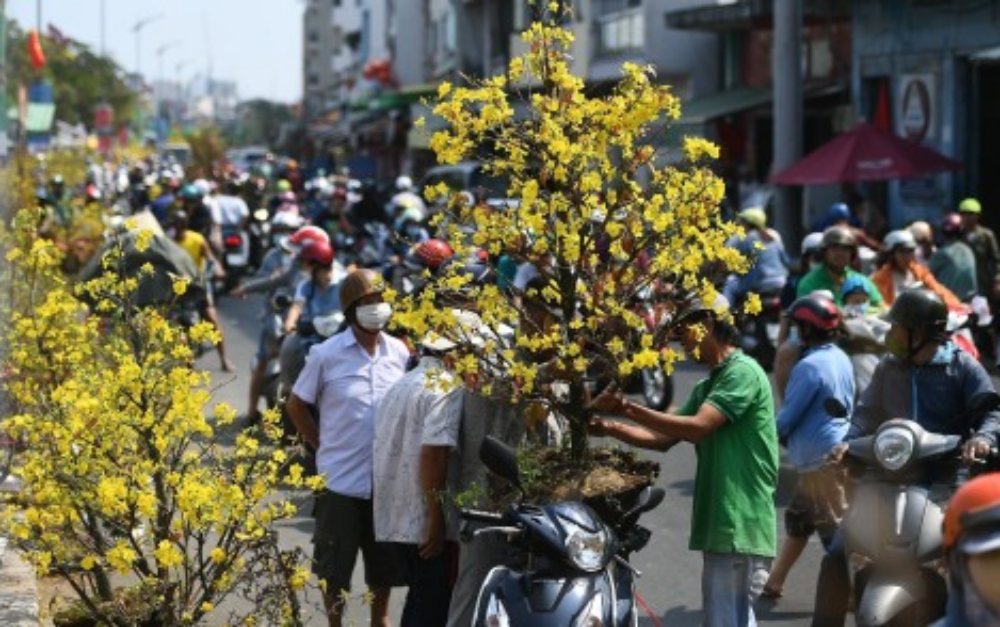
[760,585,783,600]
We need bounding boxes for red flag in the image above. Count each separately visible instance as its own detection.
[27,30,46,69]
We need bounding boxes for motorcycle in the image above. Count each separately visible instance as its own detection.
[634,283,674,410]
[463,436,665,626]
[248,208,271,270]
[257,290,293,412]
[219,224,252,292]
[739,289,783,372]
[828,393,1000,626]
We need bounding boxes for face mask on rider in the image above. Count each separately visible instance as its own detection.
[355,302,392,332]
[843,303,867,318]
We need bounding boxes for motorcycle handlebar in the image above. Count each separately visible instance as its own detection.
[460,509,505,524]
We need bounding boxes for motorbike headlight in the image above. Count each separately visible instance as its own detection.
[484,592,510,627]
[253,208,269,221]
[874,426,916,471]
[564,520,610,572]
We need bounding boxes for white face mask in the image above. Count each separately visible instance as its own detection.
[843,303,867,318]
[355,302,392,331]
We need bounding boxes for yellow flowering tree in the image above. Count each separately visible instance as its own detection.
[0,208,324,625]
[393,7,754,463]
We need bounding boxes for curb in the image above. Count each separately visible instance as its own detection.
[0,539,40,626]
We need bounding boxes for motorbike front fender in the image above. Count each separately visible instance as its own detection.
[856,572,921,626]
[473,566,617,626]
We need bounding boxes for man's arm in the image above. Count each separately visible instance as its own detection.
[286,393,318,450]
[618,400,728,444]
[775,362,815,439]
[590,418,678,451]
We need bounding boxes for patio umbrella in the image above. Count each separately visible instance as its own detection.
[771,121,962,185]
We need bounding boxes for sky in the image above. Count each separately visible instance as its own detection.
[8,0,304,103]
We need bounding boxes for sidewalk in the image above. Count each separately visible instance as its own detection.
[0,539,40,626]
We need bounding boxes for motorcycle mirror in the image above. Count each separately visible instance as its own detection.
[479,436,522,493]
[618,486,666,528]
[272,293,292,309]
[824,398,849,419]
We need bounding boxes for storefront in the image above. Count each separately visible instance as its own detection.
[852,0,1000,231]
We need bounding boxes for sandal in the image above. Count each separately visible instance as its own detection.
[760,585,783,599]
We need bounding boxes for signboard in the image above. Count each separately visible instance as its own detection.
[897,73,936,144]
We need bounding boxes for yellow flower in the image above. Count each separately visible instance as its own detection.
[154,539,184,568]
[210,547,227,564]
[682,136,720,162]
[172,276,190,296]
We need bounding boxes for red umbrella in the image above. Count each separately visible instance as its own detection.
[772,121,962,185]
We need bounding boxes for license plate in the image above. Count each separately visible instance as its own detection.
[226,253,248,266]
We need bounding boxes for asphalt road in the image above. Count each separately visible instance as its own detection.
[200,293,824,626]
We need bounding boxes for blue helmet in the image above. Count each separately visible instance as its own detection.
[840,275,869,300]
[180,183,203,200]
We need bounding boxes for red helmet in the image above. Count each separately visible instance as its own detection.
[289,225,330,247]
[788,293,841,332]
[941,213,963,237]
[406,239,454,271]
[299,240,335,267]
[943,473,1000,553]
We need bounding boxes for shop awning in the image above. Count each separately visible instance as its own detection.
[665,0,849,31]
[350,83,441,113]
[676,87,773,125]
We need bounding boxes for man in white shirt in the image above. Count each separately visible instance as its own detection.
[287,268,410,627]
[214,180,250,228]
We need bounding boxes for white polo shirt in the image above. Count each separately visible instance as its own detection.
[292,328,410,498]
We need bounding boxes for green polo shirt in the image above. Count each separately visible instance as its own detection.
[677,351,778,557]
[796,265,884,307]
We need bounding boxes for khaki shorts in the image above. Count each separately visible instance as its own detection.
[784,466,848,545]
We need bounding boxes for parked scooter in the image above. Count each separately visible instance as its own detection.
[463,436,665,626]
[248,208,272,270]
[828,393,1000,626]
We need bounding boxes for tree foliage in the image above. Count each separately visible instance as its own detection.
[6,19,136,128]
[390,9,756,462]
[226,99,295,150]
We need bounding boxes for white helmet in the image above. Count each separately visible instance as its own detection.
[883,229,917,251]
[271,211,305,231]
[395,175,413,191]
[802,232,824,254]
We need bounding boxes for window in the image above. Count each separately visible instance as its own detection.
[308,74,320,86]
[597,7,644,54]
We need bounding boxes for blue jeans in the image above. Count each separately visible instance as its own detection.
[702,552,771,627]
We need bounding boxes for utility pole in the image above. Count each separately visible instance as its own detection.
[133,13,162,79]
[772,0,804,252]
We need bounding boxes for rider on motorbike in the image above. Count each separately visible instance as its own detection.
[232,217,313,424]
[278,239,348,391]
[722,207,788,306]
[812,288,1000,627]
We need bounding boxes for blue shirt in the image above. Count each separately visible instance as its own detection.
[777,343,855,471]
[294,275,343,322]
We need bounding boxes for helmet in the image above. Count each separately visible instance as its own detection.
[738,207,767,230]
[51,174,64,185]
[943,473,1000,553]
[886,288,948,340]
[802,232,825,254]
[909,221,932,244]
[289,225,330,247]
[192,178,212,196]
[340,268,382,312]
[279,190,297,203]
[299,240,335,267]
[276,179,292,193]
[821,225,857,250]
[271,211,305,232]
[883,229,917,252]
[840,275,870,300]
[406,239,454,271]
[828,202,851,222]
[180,183,203,200]
[941,213,964,237]
[788,293,841,332]
[959,197,982,215]
[395,175,414,191]
[677,292,730,324]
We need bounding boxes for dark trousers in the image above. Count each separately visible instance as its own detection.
[395,542,457,627]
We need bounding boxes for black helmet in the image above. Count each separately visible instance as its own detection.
[887,288,947,340]
[788,293,841,332]
[821,225,857,249]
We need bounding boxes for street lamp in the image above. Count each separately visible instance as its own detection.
[156,41,181,85]
[132,13,163,80]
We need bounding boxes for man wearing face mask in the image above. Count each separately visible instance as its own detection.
[287,268,410,627]
[812,288,1000,626]
[935,473,1000,627]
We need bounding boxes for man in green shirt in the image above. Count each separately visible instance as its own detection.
[796,226,884,307]
[590,294,779,627]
